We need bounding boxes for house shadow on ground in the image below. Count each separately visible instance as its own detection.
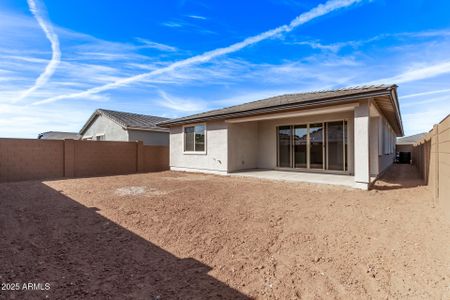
[371,164,425,191]
[0,181,249,299]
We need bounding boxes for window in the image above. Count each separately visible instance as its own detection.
[96,134,105,141]
[277,120,347,172]
[184,124,205,152]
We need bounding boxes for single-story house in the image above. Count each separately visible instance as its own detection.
[158,85,404,189]
[396,132,426,164]
[38,131,80,140]
[80,109,170,146]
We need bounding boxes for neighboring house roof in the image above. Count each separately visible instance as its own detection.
[158,84,404,135]
[396,133,427,145]
[38,131,80,140]
[79,109,171,135]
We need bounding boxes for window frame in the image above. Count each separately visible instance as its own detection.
[96,134,105,141]
[182,123,207,155]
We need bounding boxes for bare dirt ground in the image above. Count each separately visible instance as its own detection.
[0,164,449,299]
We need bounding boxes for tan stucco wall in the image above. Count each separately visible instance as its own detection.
[255,111,355,173]
[169,121,228,173]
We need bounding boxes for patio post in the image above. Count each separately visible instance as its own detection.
[354,100,370,189]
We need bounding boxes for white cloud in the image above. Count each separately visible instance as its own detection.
[33,0,362,105]
[135,37,178,52]
[186,15,207,20]
[15,0,60,102]
[161,21,184,28]
[402,108,449,136]
[368,61,450,85]
[157,90,208,112]
[401,88,450,99]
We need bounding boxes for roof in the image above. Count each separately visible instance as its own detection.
[396,133,427,145]
[38,131,80,140]
[158,84,403,135]
[80,109,171,135]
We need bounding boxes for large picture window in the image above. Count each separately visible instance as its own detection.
[184,124,205,152]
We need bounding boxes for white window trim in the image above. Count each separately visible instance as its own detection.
[95,133,105,141]
[182,123,207,155]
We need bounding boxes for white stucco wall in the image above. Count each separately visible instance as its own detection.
[169,121,228,173]
[228,122,259,172]
[82,115,128,141]
[256,111,355,173]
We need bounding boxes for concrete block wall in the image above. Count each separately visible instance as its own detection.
[143,145,170,172]
[0,138,169,182]
[72,140,138,177]
[0,139,64,182]
[413,114,450,215]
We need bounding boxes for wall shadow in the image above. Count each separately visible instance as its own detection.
[371,164,425,191]
[0,181,249,299]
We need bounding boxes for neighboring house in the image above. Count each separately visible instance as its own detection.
[396,132,427,164]
[158,85,404,190]
[38,131,80,140]
[79,109,170,146]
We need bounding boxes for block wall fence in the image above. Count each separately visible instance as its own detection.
[412,114,450,215]
[0,139,169,182]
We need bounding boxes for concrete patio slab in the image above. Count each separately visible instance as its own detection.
[230,169,357,188]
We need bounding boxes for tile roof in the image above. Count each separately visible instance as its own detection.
[38,131,80,140]
[158,84,398,126]
[80,109,170,134]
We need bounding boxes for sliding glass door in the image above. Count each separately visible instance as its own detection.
[309,123,324,169]
[294,125,307,168]
[277,120,347,172]
[278,126,292,168]
[326,121,345,171]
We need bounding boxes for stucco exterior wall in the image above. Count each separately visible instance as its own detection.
[128,130,169,146]
[169,121,228,173]
[378,117,396,174]
[369,116,380,176]
[228,122,259,172]
[396,144,413,153]
[82,115,128,141]
[256,111,355,173]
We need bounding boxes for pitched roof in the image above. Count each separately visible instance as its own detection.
[38,131,80,140]
[158,84,403,135]
[80,109,170,134]
[396,133,427,145]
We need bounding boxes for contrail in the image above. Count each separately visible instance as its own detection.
[16,0,61,102]
[34,0,361,105]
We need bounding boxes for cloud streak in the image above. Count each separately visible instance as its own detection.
[368,61,450,85]
[15,0,61,102]
[34,0,362,105]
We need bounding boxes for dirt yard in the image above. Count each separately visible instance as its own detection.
[0,164,449,299]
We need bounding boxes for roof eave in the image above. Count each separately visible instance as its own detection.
[126,126,169,133]
[158,89,393,127]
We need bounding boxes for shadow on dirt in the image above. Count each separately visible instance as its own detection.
[371,164,425,191]
[0,181,249,299]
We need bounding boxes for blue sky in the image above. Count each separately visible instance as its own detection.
[0,0,449,138]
